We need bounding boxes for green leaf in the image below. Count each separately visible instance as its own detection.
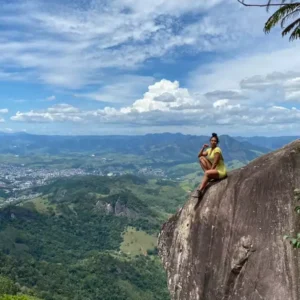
[264,3,300,33]
[264,3,300,41]
[281,9,300,28]
[289,26,300,41]
[291,238,297,246]
[282,18,300,39]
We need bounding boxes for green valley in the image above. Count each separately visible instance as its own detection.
[0,133,297,299]
[0,175,188,300]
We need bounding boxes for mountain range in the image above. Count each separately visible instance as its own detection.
[0,132,298,164]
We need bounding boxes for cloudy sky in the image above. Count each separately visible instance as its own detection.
[0,0,299,136]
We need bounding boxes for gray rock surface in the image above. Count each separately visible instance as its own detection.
[158,140,300,300]
[94,197,137,217]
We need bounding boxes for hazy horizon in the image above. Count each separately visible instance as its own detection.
[1,130,299,138]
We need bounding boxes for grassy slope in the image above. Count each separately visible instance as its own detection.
[121,227,157,256]
[0,175,189,300]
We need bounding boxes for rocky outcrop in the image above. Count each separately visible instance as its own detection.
[95,197,137,218]
[158,140,300,300]
[95,200,114,214]
[114,197,137,218]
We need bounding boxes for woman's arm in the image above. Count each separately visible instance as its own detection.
[197,144,208,157]
[211,152,220,169]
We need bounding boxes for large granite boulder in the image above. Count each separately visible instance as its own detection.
[158,140,300,300]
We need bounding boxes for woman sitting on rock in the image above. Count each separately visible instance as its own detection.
[197,133,227,196]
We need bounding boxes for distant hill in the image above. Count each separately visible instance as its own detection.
[236,136,299,150]
[0,132,271,164]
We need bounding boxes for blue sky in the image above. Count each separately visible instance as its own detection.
[0,0,299,136]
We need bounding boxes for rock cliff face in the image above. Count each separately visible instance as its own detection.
[94,197,137,217]
[158,140,300,300]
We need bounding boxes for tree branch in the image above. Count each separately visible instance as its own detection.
[237,0,300,7]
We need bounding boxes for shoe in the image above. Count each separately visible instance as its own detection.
[197,189,204,197]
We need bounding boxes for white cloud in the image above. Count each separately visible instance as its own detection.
[74,75,155,103]
[154,92,176,103]
[46,95,56,101]
[0,109,8,114]
[116,0,224,16]
[235,72,300,103]
[213,99,229,108]
[11,104,82,123]
[14,99,27,103]
[205,90,247,100]
[47,104,80,113]
[0,0,275,89]
[189,43,300,93]
[120,79,206,113]
[2,128,13,132]
[10,79,300,132]
[188,41,300,107]
[0,70,27,81]
[3,1,300,134]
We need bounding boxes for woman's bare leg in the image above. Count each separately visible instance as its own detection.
[199,156,212,172]
[198,169,219,192]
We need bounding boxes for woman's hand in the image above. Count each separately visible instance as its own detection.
[198,144,209,157]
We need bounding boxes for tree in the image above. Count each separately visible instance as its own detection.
[0,296,42,300]
[0,277,18,296]
[238,0,300,41]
